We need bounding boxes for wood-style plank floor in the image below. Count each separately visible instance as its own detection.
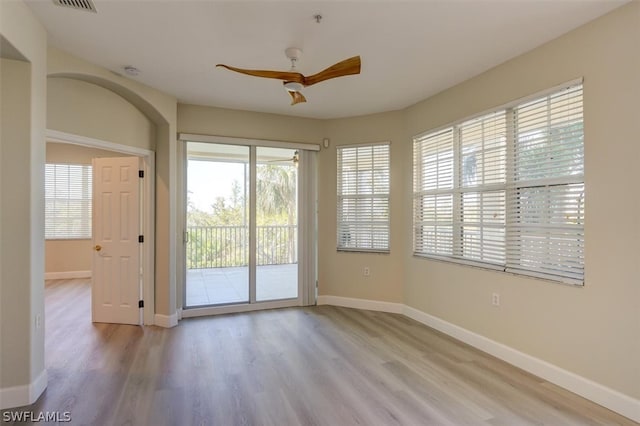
[3,278,636,425]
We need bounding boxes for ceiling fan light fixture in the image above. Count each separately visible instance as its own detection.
[283,81,304,92]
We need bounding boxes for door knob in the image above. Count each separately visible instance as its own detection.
[94,244,102,252]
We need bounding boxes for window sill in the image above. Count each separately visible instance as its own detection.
[337,248,390,255]
[412,253,583,286]
[46,238,92,241]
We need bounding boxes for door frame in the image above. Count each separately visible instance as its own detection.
[179,133,319,318]
[46,129,156,325]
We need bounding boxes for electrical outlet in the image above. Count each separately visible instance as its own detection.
[492,293,500,306]
[363,266,370,277]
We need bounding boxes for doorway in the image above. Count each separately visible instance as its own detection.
[182,138,317,315]
[45,130,155,325]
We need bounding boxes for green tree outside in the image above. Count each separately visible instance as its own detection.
[186,163,297,269]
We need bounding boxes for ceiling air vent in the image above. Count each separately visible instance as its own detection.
[52,0,97,13]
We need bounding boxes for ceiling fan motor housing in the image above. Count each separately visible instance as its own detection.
[284,81,304,92]
[285,47,303,61]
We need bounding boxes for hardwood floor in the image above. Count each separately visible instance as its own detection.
[3,278,636,425]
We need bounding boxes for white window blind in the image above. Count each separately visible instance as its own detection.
[413,129,454,256]
[506,84,584,283]
[337,143,390,252]
[413,82,584,284]
[45,163,92,239]
[458,111,507,265]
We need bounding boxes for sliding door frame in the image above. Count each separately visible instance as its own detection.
[179,134,319,317]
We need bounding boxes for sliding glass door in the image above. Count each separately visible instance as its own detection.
[256,147,298,301]
[184,142,303,310]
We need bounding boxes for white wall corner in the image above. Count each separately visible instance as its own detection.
[44,271,91,280]
[0,369,47,410]
[401,305,640,424]
[317,295,403,314]
[154,312,178,328]
[176,308,183,321]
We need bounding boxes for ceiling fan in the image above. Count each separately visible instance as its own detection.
[216,48,361,105]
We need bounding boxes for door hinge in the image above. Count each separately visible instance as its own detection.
[139,170,144,178]
[138,235,144,243]
[138,300,144,308]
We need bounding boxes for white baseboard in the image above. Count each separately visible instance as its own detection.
[317,295,403,314]
[177,308,183,321]
[317,295,640,423]
[44,270,91,280]
[0,369,47,410]
[154,312,178,328]
[402,306,640,423]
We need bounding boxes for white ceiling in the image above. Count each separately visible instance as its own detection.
[26,0,626,119]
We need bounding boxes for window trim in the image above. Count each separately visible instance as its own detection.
[412,79,584,286]
[336,141,391,254]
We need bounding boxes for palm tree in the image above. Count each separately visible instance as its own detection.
[256,163,297,264]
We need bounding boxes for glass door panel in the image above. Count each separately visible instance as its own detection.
[256,147,299,301]
[185,142,249,307]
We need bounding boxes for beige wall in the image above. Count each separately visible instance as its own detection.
[177,104,325,143]
[318,111,406,302]
[0,0,48,402]
[46,142,121,163]
[403,2,640,399]
[45,240,91,274]
[48,77,155,150]
[1,58,34,390]
[44,143,123,274]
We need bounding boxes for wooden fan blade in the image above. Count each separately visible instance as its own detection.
[216,64,304,84]
[303,56,361,87]
[288,91,307,106]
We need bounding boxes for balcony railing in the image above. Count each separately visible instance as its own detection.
[186,225,297,269]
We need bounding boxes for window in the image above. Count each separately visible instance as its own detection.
[337,143,390,252]
[45,163,92,239]
[507,85,584,282]
[413,82,584,284]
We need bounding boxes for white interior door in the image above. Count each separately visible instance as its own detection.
[92,156,141,325]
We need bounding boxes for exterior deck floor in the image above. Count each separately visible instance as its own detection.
[186,263,298,307]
